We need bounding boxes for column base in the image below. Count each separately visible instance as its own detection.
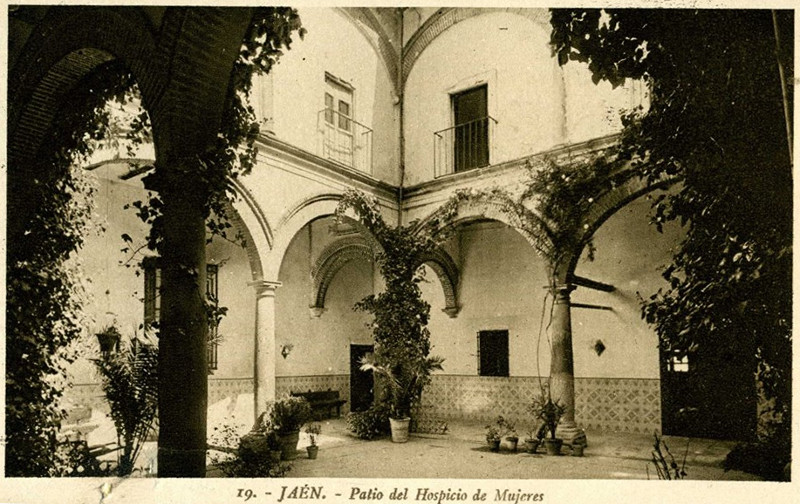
[157,447,208,477]
[556,422,587,447]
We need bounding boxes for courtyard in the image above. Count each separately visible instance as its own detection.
[238,419,759,481]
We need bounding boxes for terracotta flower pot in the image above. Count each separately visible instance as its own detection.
[571,443,584,457]
[488,439,501,452]
[524,439,540,454]
[389,417,411,443]
[307,445,319,460]
[277,430,300,460]
[544,438,563,455]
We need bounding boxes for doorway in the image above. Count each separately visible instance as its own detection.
[451,85,489,172]
[660,348,756,440]
[350,344,374,412]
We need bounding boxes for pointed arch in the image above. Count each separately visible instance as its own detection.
[416,196,551,258]
[268,193,383,280]
[226,179,274,282]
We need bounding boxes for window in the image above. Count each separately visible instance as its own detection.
[667,353,690,373]
[143,257,220,373]
[318,72,373,173]
[324,73,353,133]
[477,330,509,377]
[452,85,489,172]
[321,73,356,167]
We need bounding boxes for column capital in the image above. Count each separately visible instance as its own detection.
[249,279,282,296]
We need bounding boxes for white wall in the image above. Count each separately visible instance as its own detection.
[571,194,682,379]
[253,8,399,184]
[70,165,257,383]
[423,222,552,376]
[421,194,680,382]
[275,218,374,376]
[403,10,645,186]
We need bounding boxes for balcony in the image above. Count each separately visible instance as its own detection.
[317,108,373,174]
[434,116,497,178]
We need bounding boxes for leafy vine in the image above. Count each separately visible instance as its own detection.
[335,190,445,421]
[432,153,628,280]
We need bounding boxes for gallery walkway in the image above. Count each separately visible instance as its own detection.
[254,418,760,480]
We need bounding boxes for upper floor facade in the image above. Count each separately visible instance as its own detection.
[251,7,646,192]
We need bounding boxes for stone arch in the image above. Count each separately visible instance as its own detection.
[417,248,461,318]
[309,236,375,316]
[226,179,274,282]
[267,193,383,280]
[402,7,550,86]
[560,173,679,283]
[416,197,550,258]
[8,6,161,170]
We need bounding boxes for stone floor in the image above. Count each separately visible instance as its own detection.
[210,418,761,480]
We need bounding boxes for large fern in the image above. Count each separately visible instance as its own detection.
[93,336,158,475]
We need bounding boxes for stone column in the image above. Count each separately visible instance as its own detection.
[548,283,587,445]
[251,280,282,422]
[157,165,209,478]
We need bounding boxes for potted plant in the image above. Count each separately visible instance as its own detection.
[305,423,321,459]
[95,324,122,356]
[267,430,282,464]
[485,416,516,452]
[258,396,312,460]
[485,425,501,452]
[359,353,444,443]
[336,190,446,444]
[529,389,566,456]
[524,423,546,454]
[92,331,158,475]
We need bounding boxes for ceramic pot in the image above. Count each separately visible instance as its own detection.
[307,445,319,460]
[544,438,563,455]
[524,439,540,454]
[277,430,300,460]
[389,417,411,443]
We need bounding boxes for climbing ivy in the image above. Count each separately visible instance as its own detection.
[6,61,140,476]
[551,10,792,473]
[432,154,628,279]
[5,8,304,476]
[335,190,445,421]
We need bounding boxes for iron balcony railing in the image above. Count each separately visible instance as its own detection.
[317,109,373,174]
[434,116,497,178]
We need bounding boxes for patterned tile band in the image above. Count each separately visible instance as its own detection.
[64,375,660,433]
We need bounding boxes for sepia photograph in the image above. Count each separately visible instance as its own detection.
[1,1,796,502]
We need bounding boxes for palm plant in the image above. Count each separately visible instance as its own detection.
[93,332,158,475]
[360,352,444,420]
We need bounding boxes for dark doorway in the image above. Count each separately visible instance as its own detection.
[350,344,375,412]
[452,85,489,172]
[660,347,756,440]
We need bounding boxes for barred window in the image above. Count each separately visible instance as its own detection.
[143,257,220,373]
[477,329,509,377]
